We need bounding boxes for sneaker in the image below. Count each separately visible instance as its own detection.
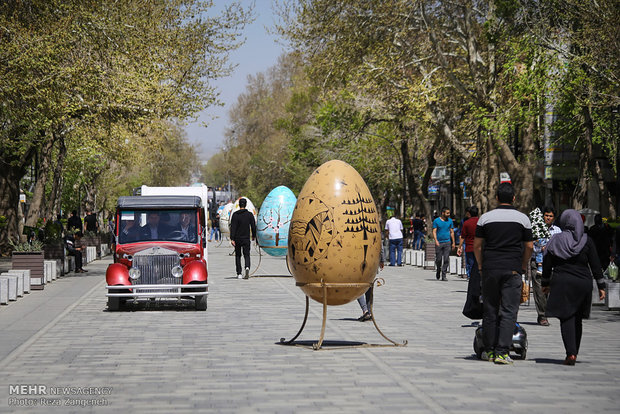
[493,353,514,365]
[237,274,243,279]
[481,350,495,362]
[244,267,250,279]
[357,312,372,322]
[537,316,550,326]
[441,276,448,281]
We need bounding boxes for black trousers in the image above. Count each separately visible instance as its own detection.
[68,249,83,270]
[234,239,251,275]
[481,269,521,354]
[560,314,583,356]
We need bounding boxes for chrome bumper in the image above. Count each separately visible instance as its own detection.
[106,283,208,297]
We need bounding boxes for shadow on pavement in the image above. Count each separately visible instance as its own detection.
[532,358,567,365]
[251,274,292,278]
[276,340,368,348]
[104,298,202,312]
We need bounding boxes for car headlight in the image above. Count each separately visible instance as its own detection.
[129,267,141,280]
[171,265,183,278]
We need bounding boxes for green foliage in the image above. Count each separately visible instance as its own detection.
[43,220,63,243]
[10,240,44,252]
[0,0,252,253]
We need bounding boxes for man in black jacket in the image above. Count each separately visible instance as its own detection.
[67,210,82,234]
[230,198,256,279]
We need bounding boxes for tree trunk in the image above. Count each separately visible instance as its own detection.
[45,133,67,219]
[0,165,27,253]
[25,133,56,227]
[513,115,537,212]
[572,145,589,210]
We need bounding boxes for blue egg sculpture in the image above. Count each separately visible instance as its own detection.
[257,186,297,257]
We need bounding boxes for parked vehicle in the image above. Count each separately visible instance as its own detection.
[106,195,208,311]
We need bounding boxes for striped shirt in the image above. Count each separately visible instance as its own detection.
[475,205,533,272]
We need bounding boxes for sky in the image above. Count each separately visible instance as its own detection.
[184,1,286,162]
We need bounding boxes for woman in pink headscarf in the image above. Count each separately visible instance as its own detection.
[542,209,606,365]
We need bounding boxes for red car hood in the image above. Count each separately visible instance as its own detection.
[116,242,202,256]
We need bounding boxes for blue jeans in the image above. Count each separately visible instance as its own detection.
[413,230,424,250]
[465,251,476,278]
[210,227,220,241]
[389,238,403,266]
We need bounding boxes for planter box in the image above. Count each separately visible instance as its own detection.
[44,242,65,274]
[424,244,436,270]
[12,251,45,290]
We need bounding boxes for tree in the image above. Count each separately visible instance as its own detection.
[518,0,620,215]
[0,0,251,252]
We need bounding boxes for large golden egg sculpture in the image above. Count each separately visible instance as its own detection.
[288,160,381,305]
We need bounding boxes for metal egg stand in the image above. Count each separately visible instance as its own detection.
[280,277,408,350]
[227,239,406,350]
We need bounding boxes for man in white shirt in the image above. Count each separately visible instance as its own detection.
[385,214,404,266]
[532,206,561,326]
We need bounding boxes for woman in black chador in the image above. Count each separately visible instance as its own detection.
[542,209,606,366]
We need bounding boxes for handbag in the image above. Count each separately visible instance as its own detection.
[520,274,530,304]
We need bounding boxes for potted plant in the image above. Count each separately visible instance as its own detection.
[424,234,436,270]
[11,239,45,290]
[43,220,65,274]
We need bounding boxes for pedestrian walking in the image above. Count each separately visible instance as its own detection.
[542,209,606,365]
[432,207,455,281]
[412,213,425,250]
[357,239,385,321]
[587,214,613,271]
[529,206,561,326]
[84,209,99,233]
[230,198,256,279]
[67,210,82,233]
[385,213,404,266]
[209,212,221,242]
[473,183,533,364]
[457,206,479,279]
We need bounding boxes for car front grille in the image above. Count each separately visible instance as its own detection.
[132,254,181,289]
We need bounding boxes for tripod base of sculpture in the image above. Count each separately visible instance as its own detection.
[279,279,408,350]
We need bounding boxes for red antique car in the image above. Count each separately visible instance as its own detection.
[106,195,208,311]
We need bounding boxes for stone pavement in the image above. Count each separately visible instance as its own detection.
[0,243,619,413]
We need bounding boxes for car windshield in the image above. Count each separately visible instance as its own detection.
[118,209,198,244]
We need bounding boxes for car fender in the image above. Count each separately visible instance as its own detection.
[106,263,130,286]
[183,259,207,284]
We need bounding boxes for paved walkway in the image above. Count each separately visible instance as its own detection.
[0,244,619,413]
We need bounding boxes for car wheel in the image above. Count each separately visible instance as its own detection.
[108,296,121,311]
[195,295,207,311]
